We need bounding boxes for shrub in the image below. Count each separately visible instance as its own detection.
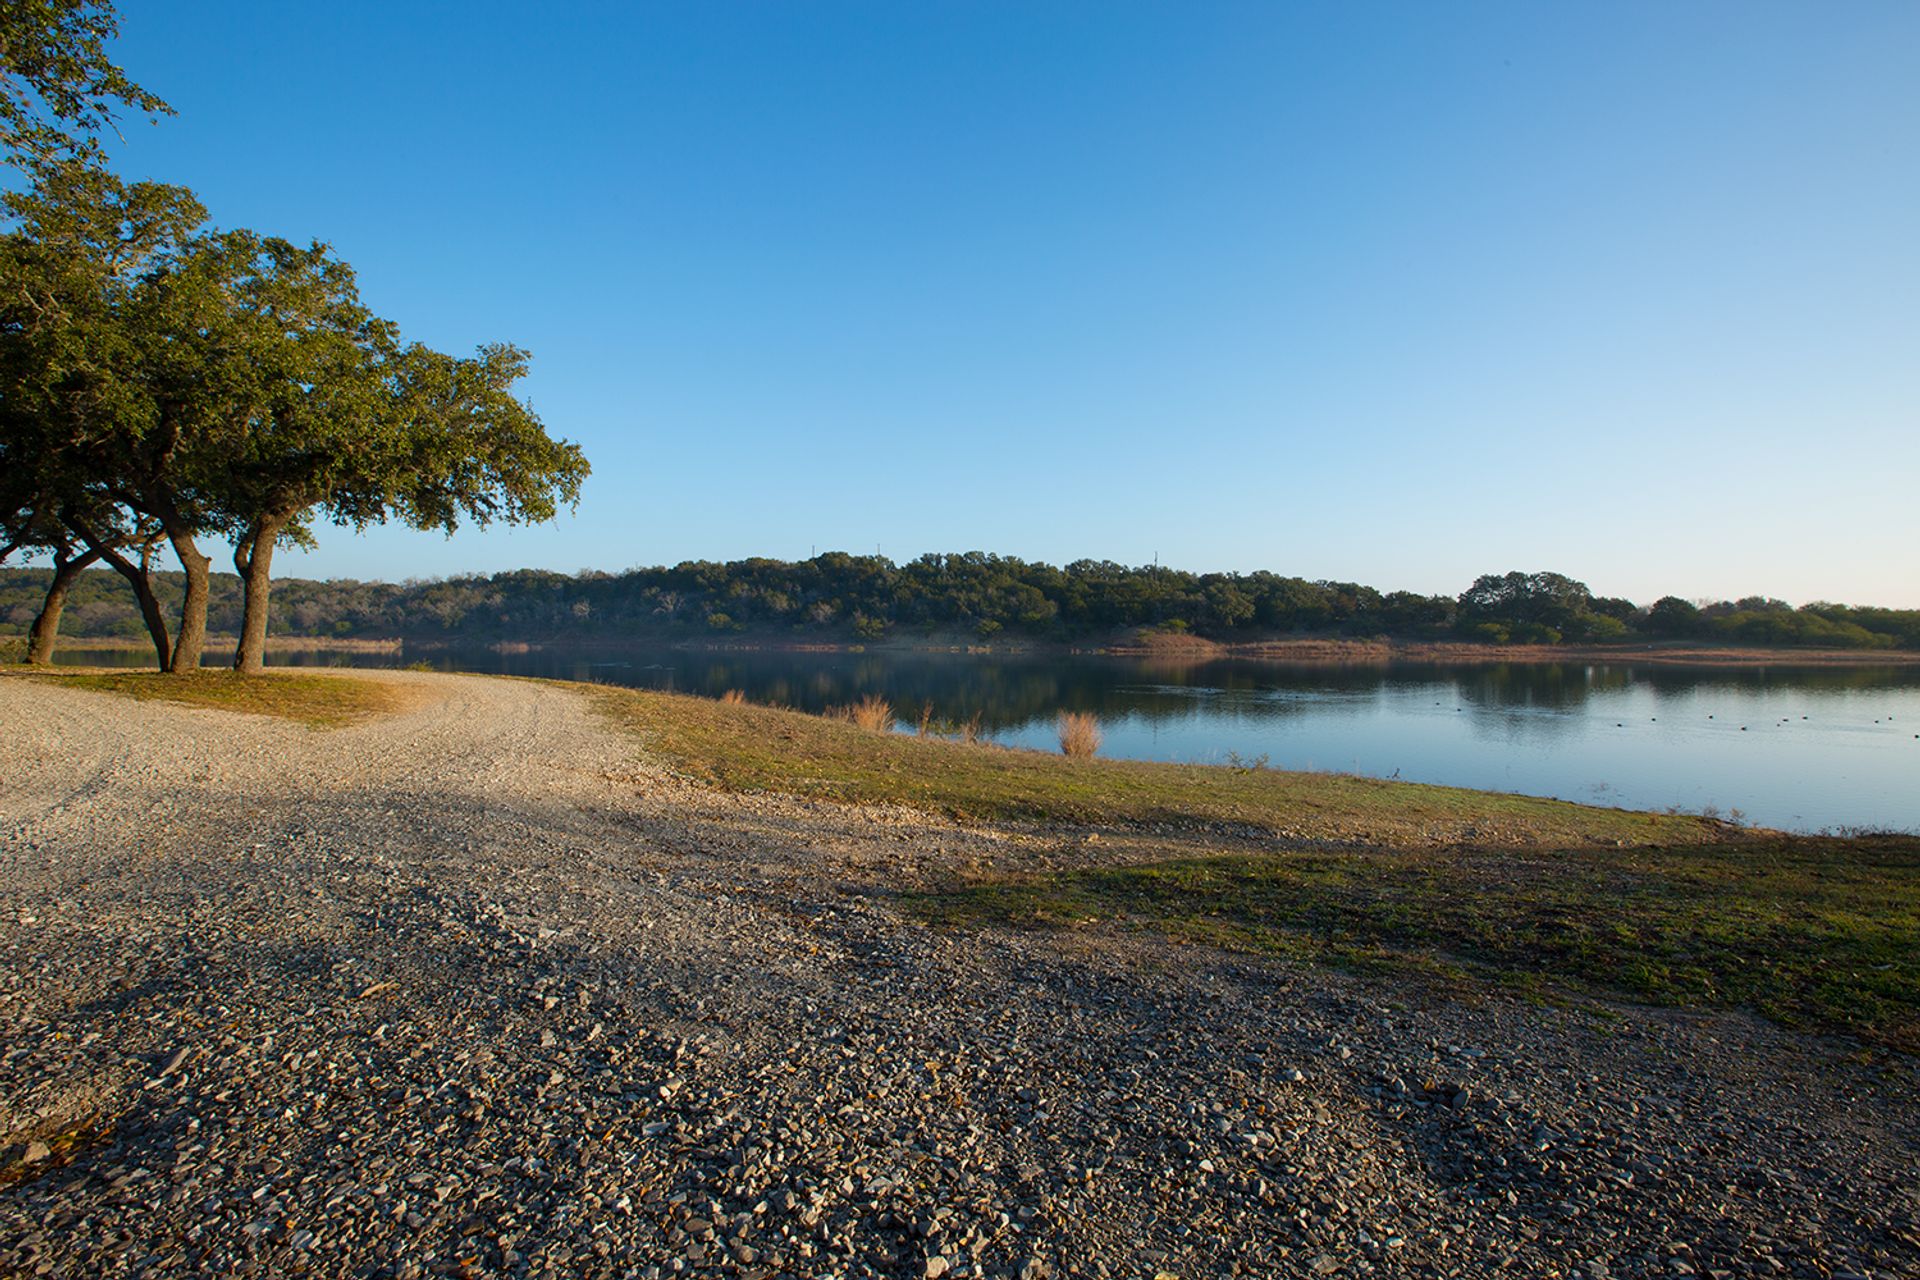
[848,694,894,733]
[1057,710,1101,760]
[719,689,747,705]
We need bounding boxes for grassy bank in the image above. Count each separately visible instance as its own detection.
[917,837,1920,1050]
[592,686,1919,1049]
[4,669,410,728]
[588,685,1721,846]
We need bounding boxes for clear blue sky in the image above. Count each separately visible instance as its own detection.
[103,2,1918,606]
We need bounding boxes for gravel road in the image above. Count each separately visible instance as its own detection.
[1,672,1915,1280]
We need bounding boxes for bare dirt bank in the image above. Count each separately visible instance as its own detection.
[1102,634,1920,666]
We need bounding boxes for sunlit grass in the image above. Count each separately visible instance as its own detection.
[588,683,1723,845]
[8,668,410,728]
[588,684,1920,1045]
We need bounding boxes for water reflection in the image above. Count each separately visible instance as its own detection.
[50,644,1920,832]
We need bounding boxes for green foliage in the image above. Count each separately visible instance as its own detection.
[7,558,1919,652]
[0,0,171,167]
[1458,570,1594,637]
[0,162,587,668]
[1578,613,1630,641]
[1646,595,1700,636]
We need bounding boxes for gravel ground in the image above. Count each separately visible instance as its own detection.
[1,671,1915,1280]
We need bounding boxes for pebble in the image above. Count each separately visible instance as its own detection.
[0,673,1913,1280]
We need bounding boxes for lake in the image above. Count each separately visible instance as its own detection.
[58,643,1920,833]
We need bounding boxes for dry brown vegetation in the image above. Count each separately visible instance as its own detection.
[824,693,895,733]
[1057,710,1102,759]
[6,669,412,728]
[719,688,748,705]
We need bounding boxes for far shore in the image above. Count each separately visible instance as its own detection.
[21,630,1920,667]
[1099,634,1920,667]
[23,635,403,654]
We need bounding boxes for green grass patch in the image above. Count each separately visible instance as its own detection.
[588,685,1721,847]
[8,668,409,728]
[917,838,1920,1049]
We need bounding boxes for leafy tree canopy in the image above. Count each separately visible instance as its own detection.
[0,163,588,669]
[0,0,170,167]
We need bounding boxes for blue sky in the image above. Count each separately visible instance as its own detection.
[102,2,1918,605]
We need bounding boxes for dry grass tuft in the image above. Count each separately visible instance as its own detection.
[1057,710,1102,759]
[958,711,985,745]
[823,696,896,732]
[719,688,748,705]
[916,700,935,736]
[848,693,894,733]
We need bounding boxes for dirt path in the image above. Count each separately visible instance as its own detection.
[1,672,1914,1280]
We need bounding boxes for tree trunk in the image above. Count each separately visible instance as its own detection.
[166,527,211,673]
[232,518,283,675]
[66,517,172,670]
[25,548,101,664]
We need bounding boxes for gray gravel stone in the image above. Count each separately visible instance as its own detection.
[0,671,1916,1280]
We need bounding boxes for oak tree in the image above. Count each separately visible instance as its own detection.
[2,164,589,671]
[0,0,169,168]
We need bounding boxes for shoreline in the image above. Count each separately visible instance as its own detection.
[2,670,1916,1279]
[1100,636,1920,667]
[18,634,403,654]
[26,631,1920,668]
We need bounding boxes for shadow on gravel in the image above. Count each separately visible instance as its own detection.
[0,1112,118,1194]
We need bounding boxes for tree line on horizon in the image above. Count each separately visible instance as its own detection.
[5,556,1915,654]
[4,8,1909,670]
[0,2,588,671]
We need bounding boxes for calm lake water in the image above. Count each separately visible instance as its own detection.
[59,644,1920,833]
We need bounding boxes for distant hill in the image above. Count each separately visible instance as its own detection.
[3,555,1915,650]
